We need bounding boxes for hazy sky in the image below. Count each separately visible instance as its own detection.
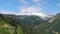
[0,0,60,15]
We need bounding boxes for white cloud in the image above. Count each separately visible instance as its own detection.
[0,7,50,18]
[17,6,48,18]
[19,0,28,4]
[18,6,42,15]
[0,10,16,14]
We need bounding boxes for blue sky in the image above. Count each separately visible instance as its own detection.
[0,0,60,15]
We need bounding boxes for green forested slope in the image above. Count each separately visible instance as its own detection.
[0,19,15,34]
[1,13,60,34]
[35,13,60,34]
[0,14,23,34]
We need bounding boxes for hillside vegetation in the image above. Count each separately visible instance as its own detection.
[0,13,60,34]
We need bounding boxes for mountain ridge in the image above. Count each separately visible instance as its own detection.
[0,13,60,34]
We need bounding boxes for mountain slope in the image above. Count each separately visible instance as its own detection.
[0,18,15,34]
[34,13,60,34]
[0,14,23,34]
[1,13,60,34]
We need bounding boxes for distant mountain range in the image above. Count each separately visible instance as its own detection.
[0,13,60,34]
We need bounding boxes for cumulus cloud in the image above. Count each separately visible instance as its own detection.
[0,7,49,18]
[18,6,42,15]
[17,6,48,17]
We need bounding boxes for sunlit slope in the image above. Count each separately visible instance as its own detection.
[0,19,15,34]
[0,14,23,34]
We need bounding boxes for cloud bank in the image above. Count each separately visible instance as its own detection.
[0,0,51,18]
[0,6,47,17]
[18,6,49,18]
[0,10,15,14]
